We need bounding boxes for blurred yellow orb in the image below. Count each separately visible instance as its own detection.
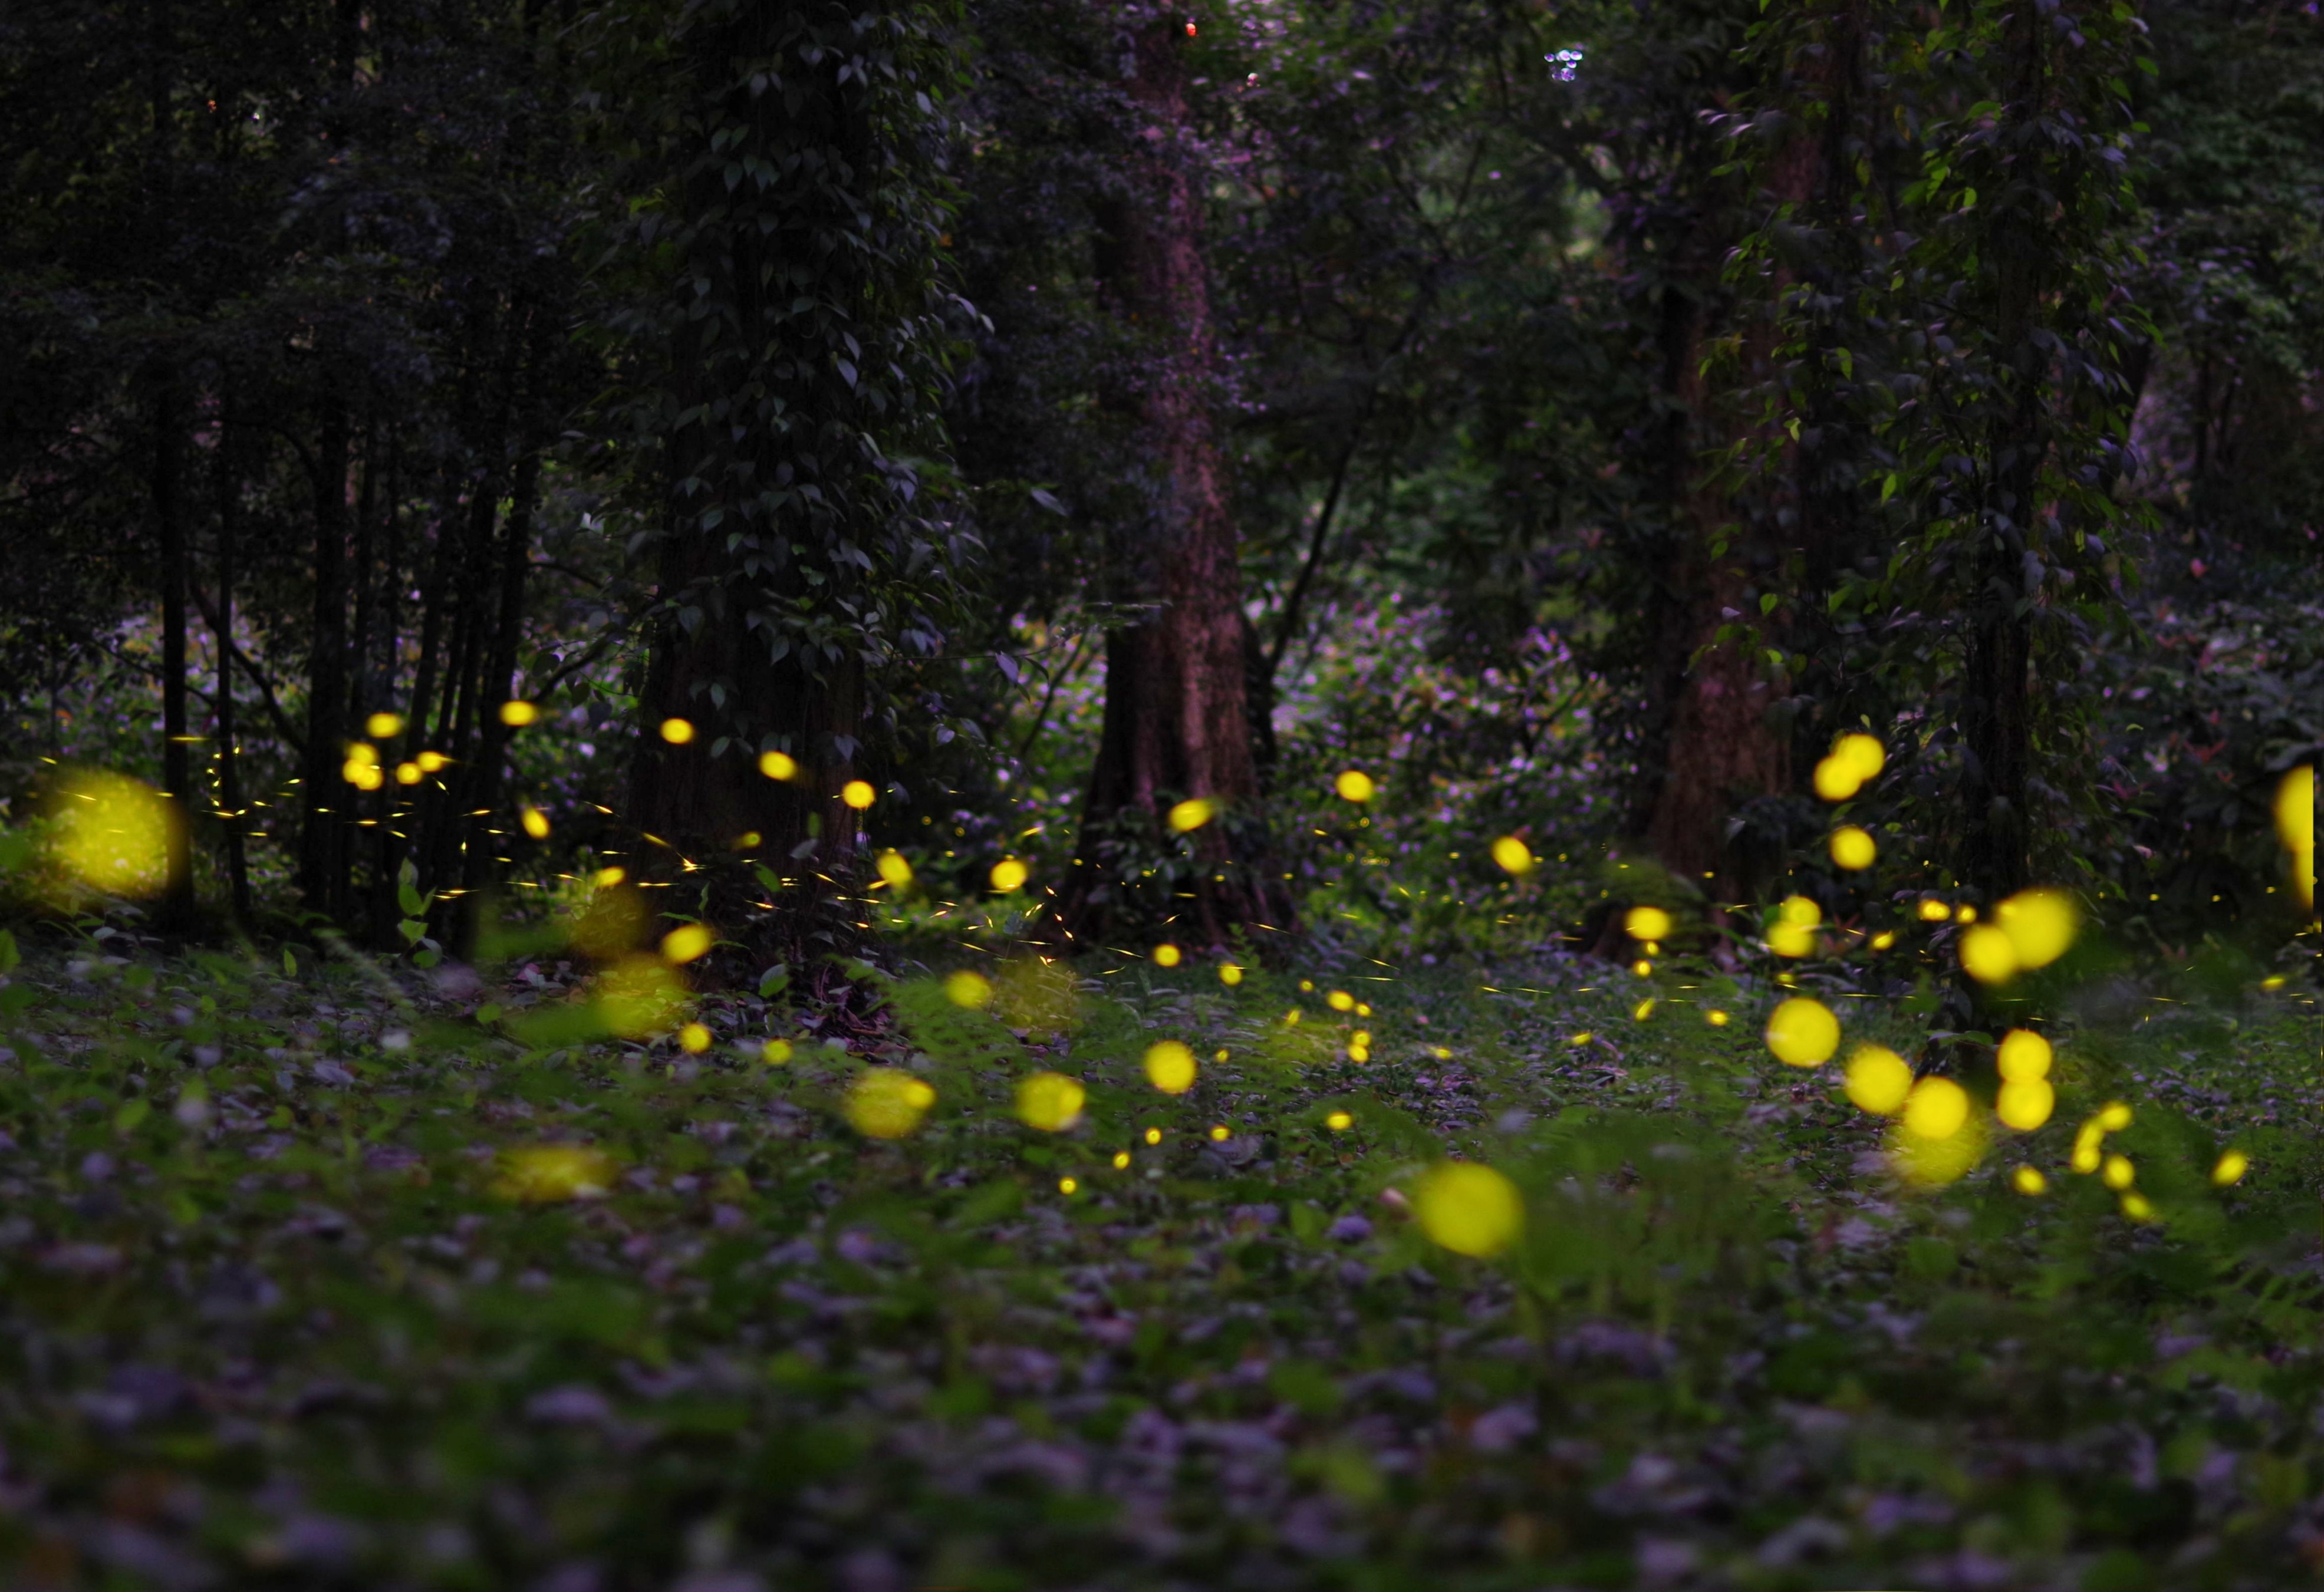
[499,700,538,728]
[495,1145,617,1203]
[1996,1029,2052,1082]
[1113,1151,1132,1168]
[944,969,993,1007]
[874,849,913,889]
[2102,1153,2135,1191]
[1059,1177,1078,1195]
[366,711,405,739]
[758,750,798,781]
[1958,924,2020,984]
[1632,958,1652,977]
[661,924,713,964]
[1833,733,1885,782]
[1996,1077,2055,1132]
[1168,797,1216,832]
[1326,989,1354,1012]
[1766,922,1815,959]
[2013,1165,2049,1196]
[1780,895,1821,927]
[395,762,424,785]
[417,750,450,772]
[1901,1076,1970,1141]
[762,1038,793,1064]
[1015,1072,1087,1132]
[2277,765,2313,908]
[1144,1040,1197,1095]
[659,717,693,744]
[840,779,875,810]
[846,1068,936,1139]
[989,857,1028,892]
[1765,997,1840,1067]
[1218,963,1243,987]
[1152,943,1181,968]
[1632,997,1655,1021]
[1706,1009,1729,1026]
[1414,1162,1524,1258]
[52,770,172,897]
[1917,897,1951,922]
[2071,1123,2105,1174]
[677,1022,711,1054]
[1491,835,1535,875]
[1334,769,1375,803]
[595,955,686,1037]
[1144,1127,1162,1145]
[1870,930,1897,950]
[1624,905,1673,942]
[1843,1045,1912,1115]
[1812,755,1862,803]
[1326,1110,1353,1131]
[2121,1192,2156,1222]
[594,865,626,887]
[1209,1125,1231,1142]
[1829,825,1877,871]
[1994,889,2077,970]
[2096,1100,2132,1131]
[521,805,551,840]
[2212,1149,2250,1186]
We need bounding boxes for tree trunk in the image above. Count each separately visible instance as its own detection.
[297,391,353,921]
[212,394,252,929]
[151,366,196,932]
[1065,15,1291,948]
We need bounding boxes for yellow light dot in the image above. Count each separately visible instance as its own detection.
[1833,733,1885,782]
[366,711,405,739]
[1956,904,1977,924]
[594,866,626,887]
[1766,922,1815,959]
[1016,1072,1087,1132]
[1996,1029,2052,1082]
[1765,997,1841,1067]
[2101,1153,2135,1191]
[1218,963,1243,987]
[1326,990,1354,1012]
[661,923,713,964]
[659,717,693,744]
[1918,897,1950,922]
[1113,1151,1131,1169]
[1829,825,1877,871]
[1430,1046,1452,1059]
[1569,1031,1592,1046]
[1779,894,1821,928]
[874,849,913,889]
[1706,1009,1729,1026]
[944,969,992,1008]
[840,779,875,809]
[989,857,1028,892]
[1355,1002,1372,1017]
[1152,943,1181,968]
[1283,1007,1302,1026]
[1144,1040,1197,1095]
[1624,905,1673,942]
[1145,1127,1161,1145]
[2276,765,2313,909]
[417,750,449,772]
[394,762,423,785]
[1812,754,1863,802]
[677,1022,711,1054]
[499,700,539,728]
[520,805,551,840]
[1209,1125,1230,1142]
[2212,1149,2249,1186]
[1631,958,1653,978]
[1869,930,1897,950]
[1058,1177,1077,1195]
[845,1067,936,1139]
[762,1038,793,1064]
[2096,1100,2132,1131]
[1959,924,2020,984]
[1490,835,1535,875]
[1633,998,1654,1021]
[1167,797,1216,832]
[1844,1046,1912,1115]
[1326,1110,1352,1131]
[2120,1191,2156,1221]
[2013,1165,2048,1196]
[1334,769,1375,803]
[340,757,371,786]
[1299,979,1315,992]
[2072,1123,2105,1174]
[1414,1162,1524,1258]
[1996,1077,2055,1132]
[1994,888,2078,970]
[1901,1076,1970,1141]
[758,750,798,781]
[1347,1045,1369,1063]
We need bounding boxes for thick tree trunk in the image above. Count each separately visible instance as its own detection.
[211,397,252,929]
[1066,16,1291,948]
[151,367,195,932]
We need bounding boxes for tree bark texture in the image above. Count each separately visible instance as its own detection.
[151,367,196,931]
[297,391,352,919]
[1068,15,1292,949]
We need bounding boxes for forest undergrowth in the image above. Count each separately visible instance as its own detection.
[1,918,2319,1592]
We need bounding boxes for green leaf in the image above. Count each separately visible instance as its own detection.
[114,1097,152,1135]
[0,928,18,976]
[397,859,427,919]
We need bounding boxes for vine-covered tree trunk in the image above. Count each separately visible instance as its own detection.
[1067,15,1292,948]
[621,0,959,973]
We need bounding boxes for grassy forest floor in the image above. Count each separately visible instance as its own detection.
[1,928,2320,1592]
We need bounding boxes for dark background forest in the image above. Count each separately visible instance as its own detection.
[0,2,2319,1590]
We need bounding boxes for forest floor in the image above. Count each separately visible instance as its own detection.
[1,930,2320,1592]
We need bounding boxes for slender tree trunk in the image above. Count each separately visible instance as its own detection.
[1065,15,1291,948]
[152,367,196,932]
[297,391,353,921]
[458,443,542,921]
[212,394,252,928]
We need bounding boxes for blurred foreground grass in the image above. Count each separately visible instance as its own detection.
[0,930,2319,1591]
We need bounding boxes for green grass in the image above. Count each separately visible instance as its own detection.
[0,927,2319,1591]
